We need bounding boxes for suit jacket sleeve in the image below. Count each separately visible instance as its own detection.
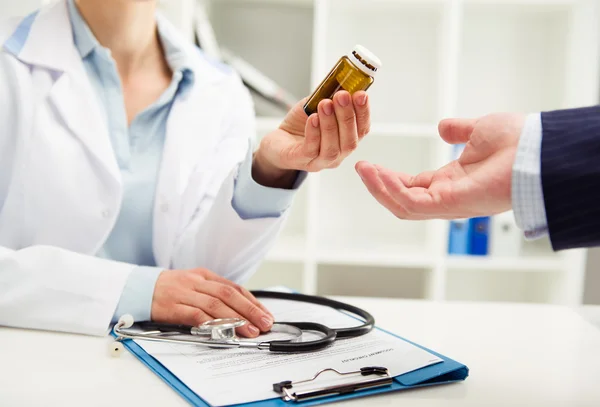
[540,105,600,250]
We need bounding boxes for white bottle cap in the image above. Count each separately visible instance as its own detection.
[348,44,382,77]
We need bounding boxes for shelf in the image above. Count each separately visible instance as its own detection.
[457,1,570,116]
[243,261,305,292]
[316,264,429,299]
[208,0,313,116]
[317,240,435,268]
[445,255,563,272]
[323,0,444,123]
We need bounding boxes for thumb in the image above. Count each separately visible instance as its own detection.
[438,118,477,144]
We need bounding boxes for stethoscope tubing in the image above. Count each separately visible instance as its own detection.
[250,290,375,338]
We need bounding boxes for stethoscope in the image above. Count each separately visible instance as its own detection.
[111,291,374,355]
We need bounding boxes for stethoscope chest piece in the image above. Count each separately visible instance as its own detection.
[195,318,247,341]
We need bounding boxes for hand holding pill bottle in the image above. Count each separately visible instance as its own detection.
[303,44,382,116]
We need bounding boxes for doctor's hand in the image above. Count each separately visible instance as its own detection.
[355,113,525,220]
[252,91,371,188]
[151,268,274,338]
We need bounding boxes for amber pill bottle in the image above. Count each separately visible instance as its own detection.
[303,44,382,116]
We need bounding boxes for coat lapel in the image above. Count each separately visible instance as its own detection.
[47,71,120,182]
[5,0,120,183]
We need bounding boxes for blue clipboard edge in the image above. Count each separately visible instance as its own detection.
[110,322,468,407]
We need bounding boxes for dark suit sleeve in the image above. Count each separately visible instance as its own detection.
[540,105,600,250]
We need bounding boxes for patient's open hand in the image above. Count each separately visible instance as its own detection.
[355,113,525,220]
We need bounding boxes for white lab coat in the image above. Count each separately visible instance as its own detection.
[0,1,288,336]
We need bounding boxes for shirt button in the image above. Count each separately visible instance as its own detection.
[101,209,111,218]
[160,203,169,213]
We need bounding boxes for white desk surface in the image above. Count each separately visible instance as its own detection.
[2,298,600,407]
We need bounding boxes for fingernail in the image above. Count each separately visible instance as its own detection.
[248,325,259,336]
[358,93,367,106]
[323,101,334,116]
[311,114,320,128]
[338,92,350,107]
[261,316,273,330]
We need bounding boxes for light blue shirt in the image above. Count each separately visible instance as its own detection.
[66,0,303,323]
[512,113,549,239]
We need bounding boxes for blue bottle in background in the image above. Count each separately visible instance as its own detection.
[469,217,490,256]
[448,218,471,255]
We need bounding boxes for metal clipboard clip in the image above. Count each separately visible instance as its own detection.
[272,366,393,402]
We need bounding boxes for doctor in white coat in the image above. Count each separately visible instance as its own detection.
[0,0,372,337]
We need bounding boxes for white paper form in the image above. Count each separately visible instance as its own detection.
[135,298,442,406]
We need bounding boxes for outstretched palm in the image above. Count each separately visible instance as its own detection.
[355,113,525,220]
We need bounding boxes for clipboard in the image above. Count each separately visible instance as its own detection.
[113,308,469,406]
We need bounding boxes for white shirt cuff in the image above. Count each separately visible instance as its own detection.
[511,112,549,239]
[231,147,307,219]
[112,266,164,323]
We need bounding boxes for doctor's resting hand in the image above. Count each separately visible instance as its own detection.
[355,113,524,220]
[152,268,274,338]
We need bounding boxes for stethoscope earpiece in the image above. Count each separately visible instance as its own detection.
[117,314,134,329]
[109,340,124,357]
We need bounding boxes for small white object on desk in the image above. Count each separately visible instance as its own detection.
[2,298,600,406]
[109,341,124,358]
